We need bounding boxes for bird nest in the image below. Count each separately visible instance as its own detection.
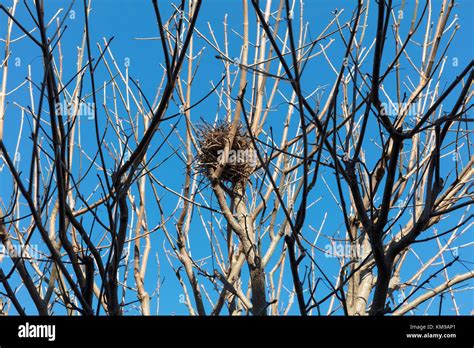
[196,120,256,184]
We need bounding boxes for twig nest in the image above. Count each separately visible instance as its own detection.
[196,120,256,184]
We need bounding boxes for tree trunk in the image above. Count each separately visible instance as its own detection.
[234,180,267,315]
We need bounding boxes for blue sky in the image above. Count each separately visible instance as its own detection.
[0,0,473,315]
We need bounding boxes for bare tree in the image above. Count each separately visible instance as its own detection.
[0,0,472,317]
